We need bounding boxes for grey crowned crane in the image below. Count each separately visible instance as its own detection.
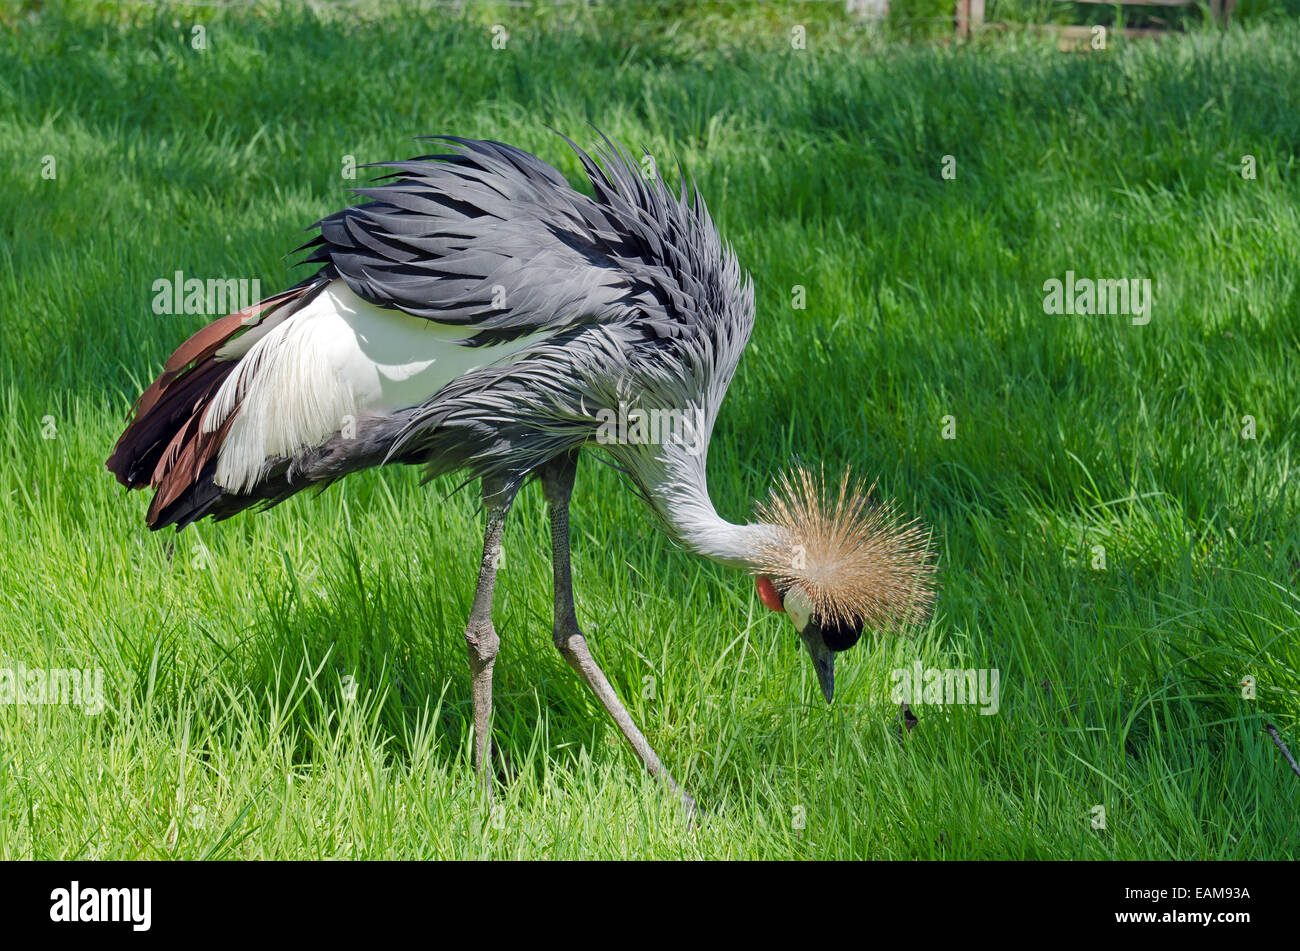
[106,134,935,811]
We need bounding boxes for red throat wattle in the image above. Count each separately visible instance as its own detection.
[756,575,785,612]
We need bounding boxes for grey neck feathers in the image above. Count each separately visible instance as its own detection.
[626,440,779,571]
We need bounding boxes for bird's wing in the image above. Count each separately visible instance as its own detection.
[297,136,663,346]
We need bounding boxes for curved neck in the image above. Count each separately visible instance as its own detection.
[633,451,775,570]
[669,500,773,570]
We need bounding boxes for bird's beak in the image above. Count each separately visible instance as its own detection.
[798,625,835,704]
[783,586,835,704]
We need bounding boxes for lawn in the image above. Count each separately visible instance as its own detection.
[1,2,1298,859]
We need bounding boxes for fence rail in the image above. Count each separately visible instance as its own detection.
[954,0,1236,39]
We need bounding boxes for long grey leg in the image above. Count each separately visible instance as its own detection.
[464,476,516,782]
[539,451,696,815]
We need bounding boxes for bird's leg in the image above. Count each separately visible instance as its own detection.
[539,451,697,816]
[464,477,516,783]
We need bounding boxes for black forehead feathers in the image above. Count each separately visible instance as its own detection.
[819,614,863,652]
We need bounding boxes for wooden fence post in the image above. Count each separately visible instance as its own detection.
[956,0,986,37]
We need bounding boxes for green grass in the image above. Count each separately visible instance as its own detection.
[2,3,1299,859]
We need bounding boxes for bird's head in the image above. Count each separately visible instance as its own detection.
[750,467,936,704]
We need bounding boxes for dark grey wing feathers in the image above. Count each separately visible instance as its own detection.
[296,132,747,357]
[297,137,653,343]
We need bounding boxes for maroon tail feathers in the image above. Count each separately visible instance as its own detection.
[106,279,325,530]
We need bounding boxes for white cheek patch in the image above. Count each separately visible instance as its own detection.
[784,587,813,633]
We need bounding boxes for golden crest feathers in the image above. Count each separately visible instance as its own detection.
[752,466,936,631]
